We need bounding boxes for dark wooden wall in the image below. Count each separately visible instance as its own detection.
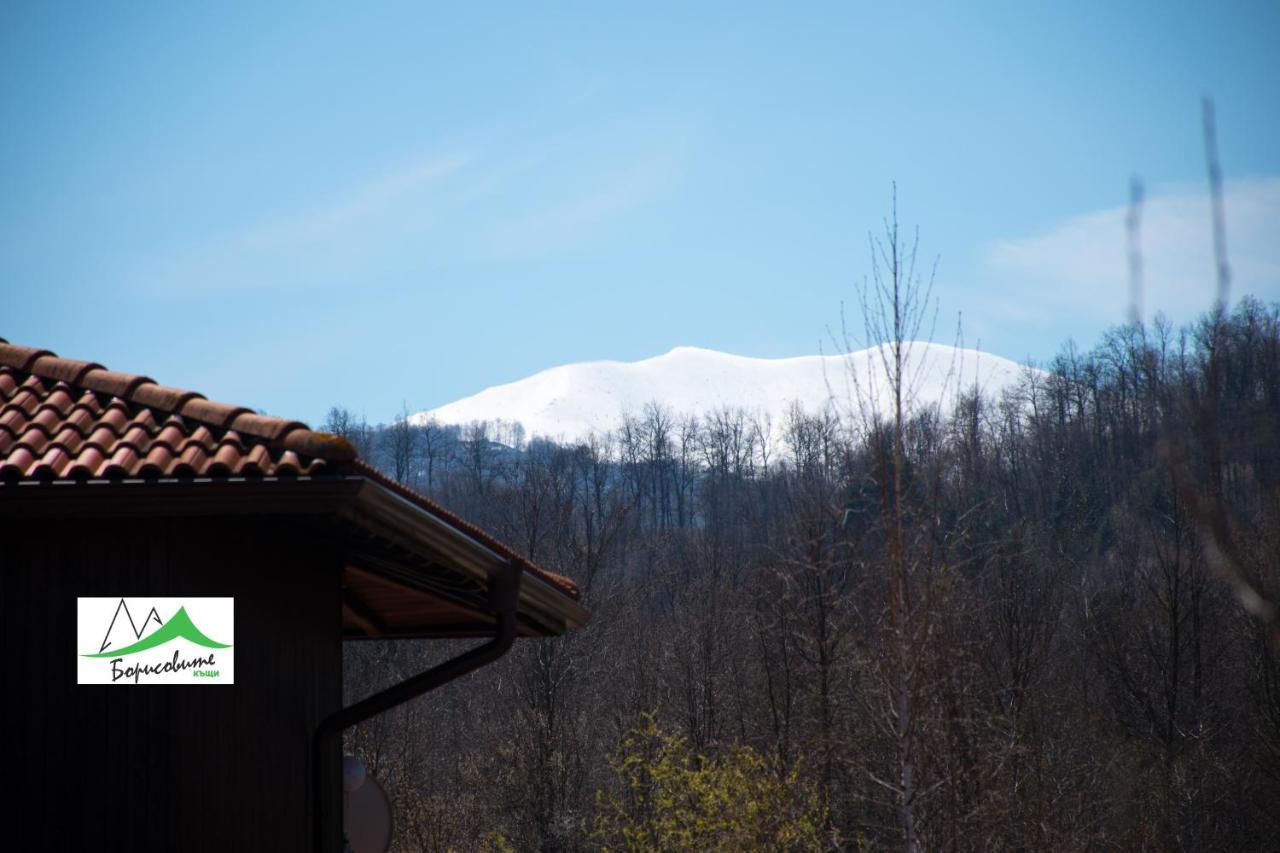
[0,513,344,852]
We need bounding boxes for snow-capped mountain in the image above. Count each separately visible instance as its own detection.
[411,343,1032,444]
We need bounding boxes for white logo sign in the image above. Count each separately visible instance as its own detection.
[77,597,235,685]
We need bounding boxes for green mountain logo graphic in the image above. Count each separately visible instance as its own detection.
[83,605,231,658]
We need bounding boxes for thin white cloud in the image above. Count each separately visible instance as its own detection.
[135,151,475,295]
[983,176,1280,325]
[487,151,681,258]
[134,133,686,294]
[236,152,473,251]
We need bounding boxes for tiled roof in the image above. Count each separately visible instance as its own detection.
[0,338,579,601]
[0,341,354,480]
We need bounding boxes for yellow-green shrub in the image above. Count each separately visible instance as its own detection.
[588,713,833,851]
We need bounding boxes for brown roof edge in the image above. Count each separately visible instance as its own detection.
[351,459,582,602]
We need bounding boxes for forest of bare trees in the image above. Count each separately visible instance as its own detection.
[333,294,1279,851]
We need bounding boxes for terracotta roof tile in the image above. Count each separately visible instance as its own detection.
[7,388,39,415]
[17,429,52,456]
[31,407,63,434]
[210,441,244,473]
[138,443,175,477]
[64,403,99,434]
[181,423,215,449]
[28,355,103,386]
[180,398,251,428]
[0,411,26,436]
[81,368,155,399]
[174,441,210,473]
[275,449,305,475]
[98,404,131,434]
[64,446,106,479]
[0,446,37,480]
[131,383,204,414]
[280,428,357,461]
[230,411,306,441]
[85,423,120,449]
[100,444,141,478]
[39,387,75,413]
[236,443,271,475]
[32,445,73,479]
[0,338,580,600]
[0,343,53,372]
[118,424,151,451]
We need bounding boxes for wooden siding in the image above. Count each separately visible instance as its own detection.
[0,514,344,852]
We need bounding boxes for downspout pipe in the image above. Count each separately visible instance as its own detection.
[313,563,522,852]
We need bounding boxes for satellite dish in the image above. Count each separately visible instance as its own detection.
[342,756,393,853]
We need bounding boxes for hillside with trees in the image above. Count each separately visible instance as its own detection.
[334,296,1279,851]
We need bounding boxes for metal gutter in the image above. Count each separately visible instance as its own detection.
[342,477,590,635]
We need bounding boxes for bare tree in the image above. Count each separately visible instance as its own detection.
[846,188,947,853]
[382,402,418,485]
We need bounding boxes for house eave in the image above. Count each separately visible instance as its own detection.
[0,476,589,637]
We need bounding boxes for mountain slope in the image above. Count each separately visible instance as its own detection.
[412,343,1032,443]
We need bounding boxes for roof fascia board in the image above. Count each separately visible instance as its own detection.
[0,477,362,516]
[344,477,508,579]
[345,478,590,634]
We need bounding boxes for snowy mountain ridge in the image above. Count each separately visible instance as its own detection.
[411,343,1033,444]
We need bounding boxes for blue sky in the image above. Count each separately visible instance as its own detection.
[3,2,1278,425]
